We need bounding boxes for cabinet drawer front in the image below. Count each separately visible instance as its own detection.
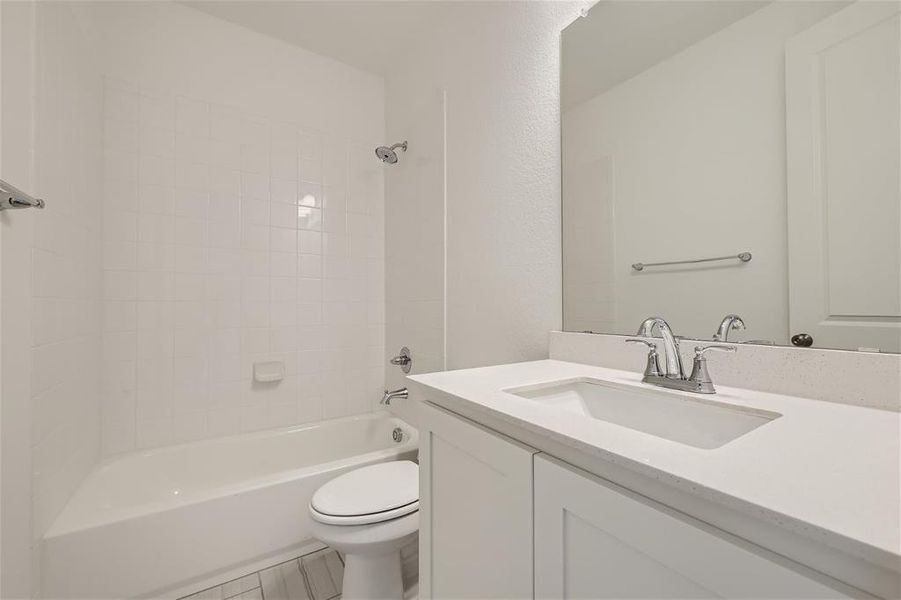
[420,402,537,600]
[535,455,857,599]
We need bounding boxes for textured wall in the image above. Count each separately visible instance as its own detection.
[385,88,446,397]
[385,2,583,385]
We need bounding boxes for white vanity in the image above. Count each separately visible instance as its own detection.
[408,357,900,600]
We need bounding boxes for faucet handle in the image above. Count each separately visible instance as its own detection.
[693,344,736,358]
[625,338,662,379]
[625,337,657,349]
[389,346,412,374]
[687,345,735,393]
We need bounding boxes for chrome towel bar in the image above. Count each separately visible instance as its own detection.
[0,178,45,211]
[632,252,751,272]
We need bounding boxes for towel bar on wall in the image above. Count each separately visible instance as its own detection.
[0,179,45,211]
[632,252,752,272]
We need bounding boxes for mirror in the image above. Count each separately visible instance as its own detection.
[561,1,900,353]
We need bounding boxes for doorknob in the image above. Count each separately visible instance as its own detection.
[791,333,813,347]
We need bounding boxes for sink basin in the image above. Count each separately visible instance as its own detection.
[505,378,780,449]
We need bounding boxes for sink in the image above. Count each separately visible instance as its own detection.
[505,378,780,449]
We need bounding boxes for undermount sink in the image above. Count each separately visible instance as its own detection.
[505,378,780,449]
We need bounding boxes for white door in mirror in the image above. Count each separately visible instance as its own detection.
[786,2,901,352]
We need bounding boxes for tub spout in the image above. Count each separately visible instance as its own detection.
[381,387,408,405]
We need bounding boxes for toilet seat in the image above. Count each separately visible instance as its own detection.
[310,460,419,526]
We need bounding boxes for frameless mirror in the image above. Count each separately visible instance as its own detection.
[561,0,900,352]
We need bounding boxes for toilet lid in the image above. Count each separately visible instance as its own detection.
[311,461,419,522]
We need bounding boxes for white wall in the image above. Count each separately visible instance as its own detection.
[385,88,446,396]
[385,2,580,382]
[1,1,104,595]
[563,2,844,343]
[1,4,39,595]
[562,156,616,334]
[89,2,387,454]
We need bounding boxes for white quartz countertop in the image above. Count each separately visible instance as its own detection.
[407,359,901,569]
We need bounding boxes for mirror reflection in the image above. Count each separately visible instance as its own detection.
[561,1,900,353]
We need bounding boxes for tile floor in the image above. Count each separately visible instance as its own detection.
[180,543,418,600]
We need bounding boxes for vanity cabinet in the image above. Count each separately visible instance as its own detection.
[418,402,538,600]
[417,401,866,599]
[534,454,854,599]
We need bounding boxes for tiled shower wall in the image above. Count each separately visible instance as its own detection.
[101,80,385,454]
[30,0,104,538]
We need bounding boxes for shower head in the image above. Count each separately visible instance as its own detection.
[375,141,407,164]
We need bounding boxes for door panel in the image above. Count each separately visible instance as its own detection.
[786,2,901,351]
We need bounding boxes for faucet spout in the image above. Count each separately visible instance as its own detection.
[713,314,746,342]
[636,317,684,379]
[381,387,408,405]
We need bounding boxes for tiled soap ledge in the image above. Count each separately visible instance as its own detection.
[549,331,901,411]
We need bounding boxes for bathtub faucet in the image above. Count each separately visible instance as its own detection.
[381,387,408,405]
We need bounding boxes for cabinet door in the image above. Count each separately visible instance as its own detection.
[534,455,854,599]
[419,402,537,600]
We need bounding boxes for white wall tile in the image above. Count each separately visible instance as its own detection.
[298,207,322,232]
[176,97,210,137]
[136,417,174,449]
[141,93,176,131]
[271,253,297,278]
[105,86,140,123]
[141,127,176,158]
[298,182,322,208]
[299,255,322,279]
[27,2,105,543]
[94,5,385,454]
[139,155,175,187]
[139,184,175,215]
[298,230,322,255]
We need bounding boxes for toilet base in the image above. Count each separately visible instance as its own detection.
[310,512,418,600]
[343,551,403,600]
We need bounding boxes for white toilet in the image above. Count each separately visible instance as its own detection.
[309,460,419,599]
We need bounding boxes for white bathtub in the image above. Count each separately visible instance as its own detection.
[41,412,418,599]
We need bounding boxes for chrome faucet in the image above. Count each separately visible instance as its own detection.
[627,317,735,394]
[381,387,408,405]
[714,314,746,342]
[634,317,684,378]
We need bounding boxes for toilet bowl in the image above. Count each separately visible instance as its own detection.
[309,460,419,600]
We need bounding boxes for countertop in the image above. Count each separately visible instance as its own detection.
[408,359,901,571]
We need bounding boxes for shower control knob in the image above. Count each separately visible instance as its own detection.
[389,346,412,374]
[791,333,813,347]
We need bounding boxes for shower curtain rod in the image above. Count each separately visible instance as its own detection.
[0,178,45,211]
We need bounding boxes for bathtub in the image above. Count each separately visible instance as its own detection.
[41,412,418,599]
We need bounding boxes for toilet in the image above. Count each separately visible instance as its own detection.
[309,460,419,599]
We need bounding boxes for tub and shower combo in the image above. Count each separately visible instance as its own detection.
[42,413,418,599]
